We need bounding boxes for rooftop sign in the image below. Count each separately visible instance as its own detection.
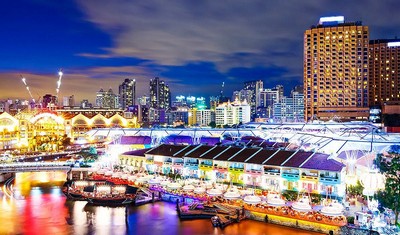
[319,16,345,25]
[388,42,400,47]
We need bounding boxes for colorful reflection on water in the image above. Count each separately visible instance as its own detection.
[0,172,323,235]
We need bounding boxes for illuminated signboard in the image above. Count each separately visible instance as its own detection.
[319,16,345,25]
[388,42,400,47]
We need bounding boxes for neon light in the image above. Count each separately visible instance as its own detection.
[388,42,400,47]
[319,16,344,24]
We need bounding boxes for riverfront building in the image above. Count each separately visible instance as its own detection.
[119,144,346,198]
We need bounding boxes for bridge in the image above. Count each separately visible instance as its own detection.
[0,162,72,173]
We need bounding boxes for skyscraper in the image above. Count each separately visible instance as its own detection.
[304,16,369,121]
[119,78,136,109]
[150,77,171,110]
[243,80,263,118]
[369,39,400,106]
[96,88,119,109]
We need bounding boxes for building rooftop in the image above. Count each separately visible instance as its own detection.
[136,144,345,172]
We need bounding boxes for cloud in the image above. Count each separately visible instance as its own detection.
[76,0,400,75]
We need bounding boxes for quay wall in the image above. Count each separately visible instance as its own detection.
[248,210,340,235]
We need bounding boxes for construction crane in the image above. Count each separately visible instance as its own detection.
[56,69,63,99]
[20,75,36,103]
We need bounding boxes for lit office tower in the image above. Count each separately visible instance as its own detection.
[150,77,171,109]
[119,78,136,109]
[243,80,263,118]
[304,16,369,121]
[96,88,119,108]
[369,39,400,106]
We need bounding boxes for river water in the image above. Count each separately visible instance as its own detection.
[0,172,324,235]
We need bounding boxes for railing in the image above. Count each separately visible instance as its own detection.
[264,171,280,176]
[300,174,318,181]
[281,172,300,180]
[319,176,340,184]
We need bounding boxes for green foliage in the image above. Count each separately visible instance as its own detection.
[310,193,322,204]
[376,151,400,225]
[282,190,298,201]
[209,121,216,128]
[346,216,355,224]
[347,180,364,196]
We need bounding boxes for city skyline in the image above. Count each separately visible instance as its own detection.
[1,1,400,103]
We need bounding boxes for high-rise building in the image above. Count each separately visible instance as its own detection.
[256,85,283,119]
[304,16,369,121]
[96,88,119,109]
[196,109,212,127]
[243,80,263,118]
[369,39,400,106]
[150,77,171,110]
[119,78,136,109]
[215,100,251,127]
[273,91,304,122]
[138,95,150,106]
[232,89,253,104]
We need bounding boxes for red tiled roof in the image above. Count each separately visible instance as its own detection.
[281,151,313,168]
[214,146,242,161]
[227,148,261,163]
[185,145,214,158]
[173,145,198,158]
[200,146,229,159]
[264,150,294,166]
[146,144,186,156]
[245,149,277,164]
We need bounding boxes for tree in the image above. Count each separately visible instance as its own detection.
[209,121,216,128]
[347,180,364,196]
[376,145,400,225]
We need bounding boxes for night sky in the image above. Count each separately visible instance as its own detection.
[1,0,400,103]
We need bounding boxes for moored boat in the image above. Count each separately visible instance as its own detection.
[85,184,138,206]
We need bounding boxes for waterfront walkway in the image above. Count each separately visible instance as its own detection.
[0,162,71,173]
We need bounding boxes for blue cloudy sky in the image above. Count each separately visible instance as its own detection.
[1,0,400,103]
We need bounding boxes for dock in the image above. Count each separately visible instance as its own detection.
[135,187,161,206]
[212,210,247,228]
[176,201,217,220]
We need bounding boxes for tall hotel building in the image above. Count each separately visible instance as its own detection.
[304,16,369,121]
[119,78,136,109]
[369,39,400,106]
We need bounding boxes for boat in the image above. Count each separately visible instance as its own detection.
[85,184,138,206]
[266,192,286,206]
[292,195,312,212]
[62,180,103,200]
[321,200,344,216]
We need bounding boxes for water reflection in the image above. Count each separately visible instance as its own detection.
[0,172,323,235]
